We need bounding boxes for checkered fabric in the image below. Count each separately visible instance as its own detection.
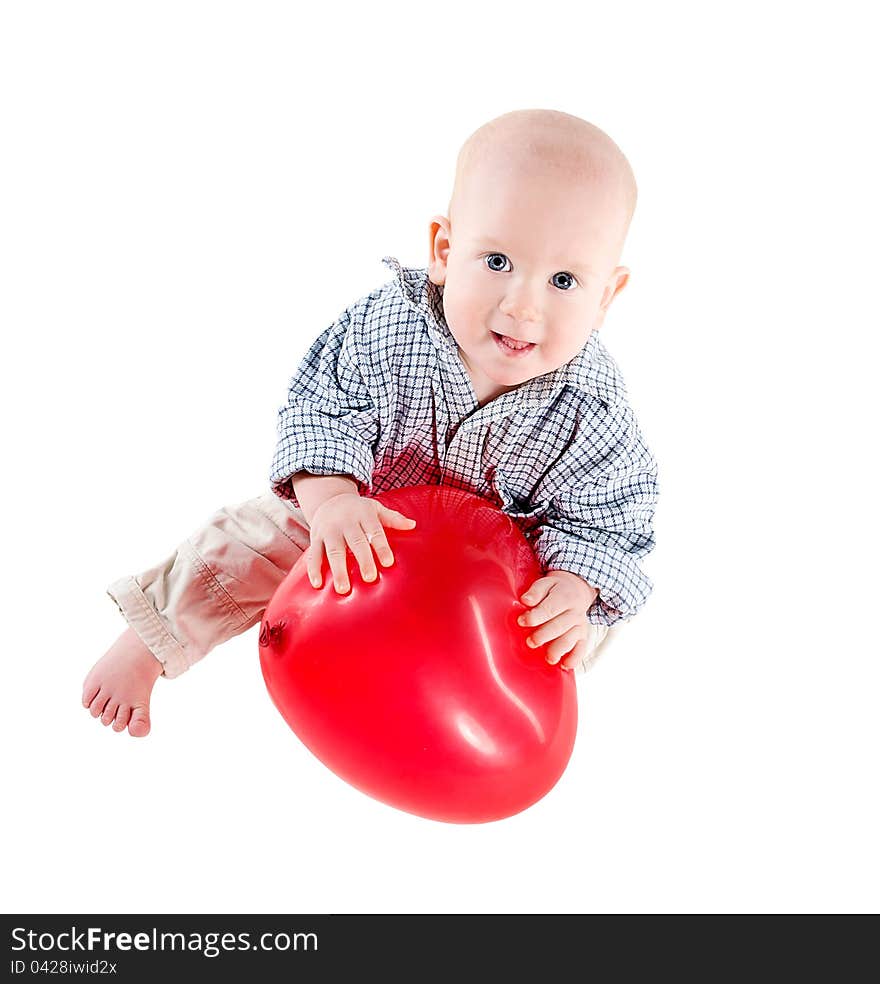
[271,257,658,625]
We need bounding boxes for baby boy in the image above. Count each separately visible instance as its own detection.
[83,109,658,737]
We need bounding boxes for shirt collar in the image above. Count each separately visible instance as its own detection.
[381,256,624,409]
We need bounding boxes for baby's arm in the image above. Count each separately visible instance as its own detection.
[270,290,417,593]
[292,472,416,594]
[293,473,360,516]
[530,408,657,627]
[517,405,658,669]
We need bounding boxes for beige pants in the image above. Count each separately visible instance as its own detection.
[108,492,610,679]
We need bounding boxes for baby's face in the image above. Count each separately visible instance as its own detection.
[430,162,630,402]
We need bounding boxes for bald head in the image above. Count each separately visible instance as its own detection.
[448,110,637,254]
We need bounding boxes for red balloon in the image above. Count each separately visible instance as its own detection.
[259,485,577,823]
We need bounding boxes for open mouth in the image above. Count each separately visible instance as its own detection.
[492,331,536,355]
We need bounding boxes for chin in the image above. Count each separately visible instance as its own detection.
[493,370,534,388]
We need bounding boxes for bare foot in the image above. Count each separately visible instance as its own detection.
[82,627,163,737]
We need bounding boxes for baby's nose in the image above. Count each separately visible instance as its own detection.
[499,290,541,325]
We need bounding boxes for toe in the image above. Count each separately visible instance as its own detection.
[82,680,100,708]
[101,700,119,727]
[112,705,131,732]
[89,690,109,718]
[128,705,151,738]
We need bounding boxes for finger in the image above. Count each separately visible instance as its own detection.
[377,505,417,530]
[345,525,378,583]
[323,534,351,594]
[525,611,581,650]
[544,626,583,665]
[306,542,325,589]
[519,584,567,627]
[362,524,395,568]
[520,577,555,608]
[560,640,587,672]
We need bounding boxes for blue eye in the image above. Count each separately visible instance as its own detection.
[485,253,510,272]
[552,272,576,291]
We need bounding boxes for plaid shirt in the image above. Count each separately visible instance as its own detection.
[271,257,658,625]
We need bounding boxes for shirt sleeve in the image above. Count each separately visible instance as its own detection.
[528,409,658,626]
[270,303,379,506]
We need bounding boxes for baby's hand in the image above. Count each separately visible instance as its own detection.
[307,493,416,593]
[517,570,599,670]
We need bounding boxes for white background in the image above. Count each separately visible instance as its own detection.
[2,1,877,915]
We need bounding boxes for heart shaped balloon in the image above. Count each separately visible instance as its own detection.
[259,485,577,823]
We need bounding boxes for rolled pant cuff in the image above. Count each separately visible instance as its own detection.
[578,624,612,674]
[107,576,192,679]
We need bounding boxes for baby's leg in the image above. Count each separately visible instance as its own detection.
[83,492,310,736]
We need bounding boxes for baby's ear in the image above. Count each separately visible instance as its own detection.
[601,266,630,311]
[427,214,451,285]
